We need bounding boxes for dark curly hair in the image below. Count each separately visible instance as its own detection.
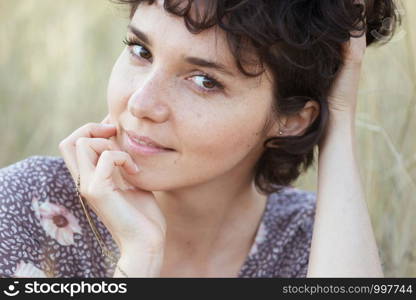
[114,0,402,195]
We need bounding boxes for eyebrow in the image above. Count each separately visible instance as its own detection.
[127,24,235,77]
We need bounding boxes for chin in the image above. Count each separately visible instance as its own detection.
[117,167,160,192]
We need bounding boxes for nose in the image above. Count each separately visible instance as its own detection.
[128,72,170,123]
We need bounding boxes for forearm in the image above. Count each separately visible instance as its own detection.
[307,112,383,277]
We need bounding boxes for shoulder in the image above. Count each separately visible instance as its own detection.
[0,155,80,229]
[251,185,316,277]
[267,185,316,230]
[0,155,72,219]
[0,155,69,178]
[0,155,75,201]
[0,154,89,216]
[0,156,114,278]
[0,156,71,277]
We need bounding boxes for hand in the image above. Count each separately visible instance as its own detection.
[327,30,367,117]
[58,115,167,257]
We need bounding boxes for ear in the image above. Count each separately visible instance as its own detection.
[268,100,320,137]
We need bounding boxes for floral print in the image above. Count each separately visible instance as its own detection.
[0,156,316,278]
[31,196,82,246]
[13,260,47,278]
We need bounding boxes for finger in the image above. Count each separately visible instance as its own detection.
[348,0,367,43]
[93,150,139,185]
[75,137,120,194]
[99,115,122,151]
[59,122,117,182]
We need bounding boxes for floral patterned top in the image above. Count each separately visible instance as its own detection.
[0,156,316,278]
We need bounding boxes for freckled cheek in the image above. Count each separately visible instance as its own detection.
[183,118,258,161]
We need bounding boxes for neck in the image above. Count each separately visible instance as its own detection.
[154,177,269,270]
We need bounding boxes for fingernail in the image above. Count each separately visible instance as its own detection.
[134,164,140,173]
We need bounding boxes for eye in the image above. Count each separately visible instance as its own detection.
[190,74,224,94]
[123,37,225,94]
[123,37,152,61]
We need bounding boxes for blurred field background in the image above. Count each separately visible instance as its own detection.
[0,0,415,277]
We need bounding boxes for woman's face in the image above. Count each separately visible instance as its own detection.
[107,1,278,191]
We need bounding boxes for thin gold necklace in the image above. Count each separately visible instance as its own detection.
[75,175,129,277]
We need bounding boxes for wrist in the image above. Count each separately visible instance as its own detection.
[328,109,356,123]
[319,110,356,149]
[121,238,165,257]
[115,250,164,278]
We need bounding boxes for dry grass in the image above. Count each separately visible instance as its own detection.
[1,0,415,276]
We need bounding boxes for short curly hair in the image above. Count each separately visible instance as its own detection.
[114,0,402,195]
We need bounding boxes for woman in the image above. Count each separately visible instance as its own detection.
[0,0,400,277]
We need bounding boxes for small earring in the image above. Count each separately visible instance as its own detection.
[279,130,283,135]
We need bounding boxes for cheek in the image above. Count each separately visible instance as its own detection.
[106,53,136,114]
[180,109,265,168]
[132,113,264,191]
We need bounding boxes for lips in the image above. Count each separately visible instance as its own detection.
[125,130,174,151]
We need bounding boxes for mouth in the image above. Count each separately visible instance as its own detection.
[124,131,175,155]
